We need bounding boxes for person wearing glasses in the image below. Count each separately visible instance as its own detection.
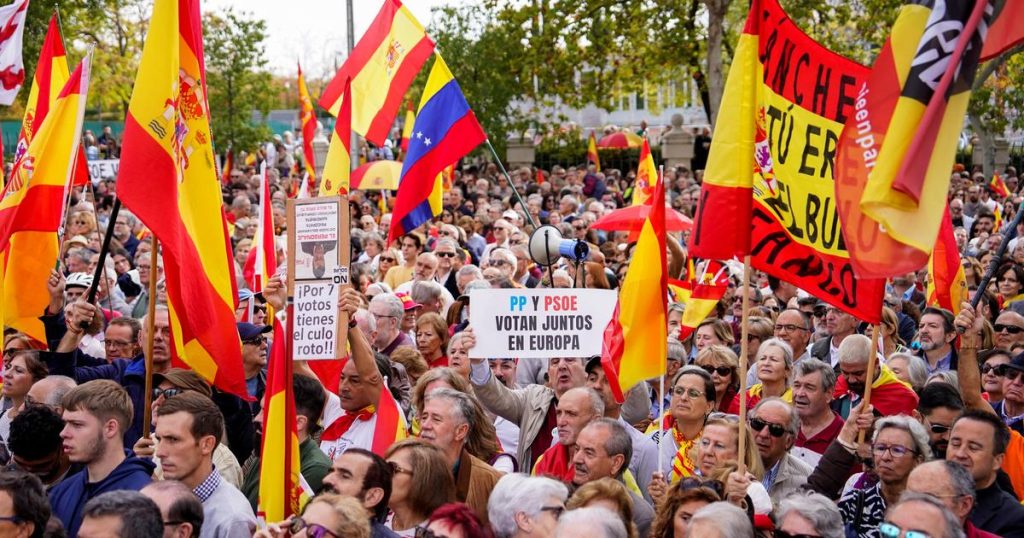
[104,317,142,362]
[915,383,964,460]
[78,490,164,538]
[0,470,50,538]
[255,493,373,538]
[773,309,813,364]
[646,366,715,484]
[731,398,812,506]
[141,479,204,538]
[991,310,1024,351]
[433,238,462,298]
[693,346,740,413]
[237,322,272,404]
[879,492,964,538]
[836,415,931,538]
[978,349,1011,404]
[904,461,996,538]
[383,439,456,536]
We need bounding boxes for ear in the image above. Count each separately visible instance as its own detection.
[104,418,120,440]
[295,414,309,434]
[455,422,470,444]
[912,409,923,422]
[176,524,193,538]
[610,454,626,476]
[362,486,384,512]
[514,511,533,533]
[199,434,217,455]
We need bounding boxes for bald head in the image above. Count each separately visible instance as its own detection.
[27,375,77,409]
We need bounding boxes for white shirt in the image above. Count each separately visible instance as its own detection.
[319,393,380,461]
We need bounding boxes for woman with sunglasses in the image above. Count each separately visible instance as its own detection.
[255,493,371,538]
[728,338,794,414]
[979,349,1011,404]
[384,439,456,536]
[375,248,403,282]
[693,346,740,413]
[646,366,715,482]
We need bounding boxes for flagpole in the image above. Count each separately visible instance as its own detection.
[142,234,159,437]
[55,142,83,267]
[968,195,1024,312]
[483,138,540,229]
[658,373,665,474]
[736,255,752,474]
[857,323,881,445]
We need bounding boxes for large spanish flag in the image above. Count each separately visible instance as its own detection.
[689,0,884,323]
[116,0,248,399]
[926,205,967,316]
[602,178,667,403]
[318,76,352,197]
[631,138,658,206]
[836,1,994,279]
[0,57,89,343]
[12,14,89,189]
[257,315,308,522]
[587,131,601,172]
[297,62,317,181]
[318,0,434,146]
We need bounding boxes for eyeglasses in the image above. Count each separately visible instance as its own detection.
[872,443,917,458]
[699,365,732,377]
[242,335,266,346]
[489,259,510,266]
[105,339,135,349]
[287,517,340,538]
[812,307,827,318]
[389,461,414,475]
[1002,367,1024,382]
[539,505,565,518]
[152,387,184,400]
[671,386,704,399]
[774,324,808,333]
[982,363,1006,375]
[775,531,823,538]
[379,256,396,263]
[994,323,1024,334]
[436,252,457,258]
[0,515,23,525]
[879,522,932,538]
[749,417,789,437]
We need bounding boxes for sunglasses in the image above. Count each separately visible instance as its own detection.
[379,257,396,263]
[152,387,184,400]
[436,252,457,258]
[994,323,1024,334]
[242,336,266,346]
[699,365,732,377]
[288,517,339,538]
[982,363,1006,375]
[1003,367,1024,382]
[879,522,931,538]
[926,422,951,435]
[749,417,788,437]
[676,477,725,498]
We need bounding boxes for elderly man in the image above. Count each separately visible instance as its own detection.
[993,353,1024,435]
[810,306,859,367]
[917,307,959,374]
[882,493,969,538]
[369,294,414,357]
[78,491,164,538]
[419,388,503,524]
[906,461,1000,538]
[533,387,604,482]
[992,310,1024,351]
[832,334,919,420]
[434,238,462,298]
[774,309,812,362]
[792,359,843,463]
[487,248,519,283]
[141,480,204,538]
[571,419,654,537]
[743,397,813,504]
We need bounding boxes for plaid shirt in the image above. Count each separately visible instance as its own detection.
[192,467,221,503]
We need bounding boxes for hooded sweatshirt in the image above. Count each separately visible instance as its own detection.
[48,451,154,537]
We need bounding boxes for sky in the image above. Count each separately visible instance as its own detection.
[205,0,465,79]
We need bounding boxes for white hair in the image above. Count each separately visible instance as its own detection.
[556,507,626,538]
[488,474,568,538]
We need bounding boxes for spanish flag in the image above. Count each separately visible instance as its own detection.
[0,56,90,344]
[587,131,601,172]
[319,0,434,146]
[257,315,308,522]
[678,264,730,341]
[219,149,233,185]
[836,0,995,279]
[12,14,89,188]
[243,163,277,294]
[318,76,352,197]
[116,0,249,399]
[632,138,658,206]
[991,172,1011,199]
[297,63,317,182]
[400,101,415,153]
[926,205,967,316]
[372,375,409,455]
[602,178,667,403]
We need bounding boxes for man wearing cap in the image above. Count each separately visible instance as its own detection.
[238,322,272,405]
[992,353,1024,436]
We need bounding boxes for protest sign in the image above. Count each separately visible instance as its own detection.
[468,288,617,359]
[87,159,119,184]
[287,196,350,360]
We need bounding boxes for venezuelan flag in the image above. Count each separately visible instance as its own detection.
[0,56,90,344]
[319,76,352,197]
[387,56,486,245]
[297,63,317,181]
[117,0,248,399]
[602,178,667,403]
[319,0,434,146]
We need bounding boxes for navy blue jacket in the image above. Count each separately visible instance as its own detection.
[48,451,154,537]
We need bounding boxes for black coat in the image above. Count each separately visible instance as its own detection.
[972,483,1024,538]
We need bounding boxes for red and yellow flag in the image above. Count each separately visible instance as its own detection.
[0,57,89,343]
[991,172,1011,199]
[690,0,884,323]
[219,148,233,185]
[257,315,308,522]
[678,265,730,341]
[926,205,967,316]
[243,163,277,294]
[632,138,658,206]
[372,374,409,455]
[836,1,994,279]
[297,63,317,181]
[116,0,248,399]
[12,14,88,188]
[318,76,352,197]
[318,0,434,146]
[602,179,667,403]
[400,101,414,153]
[587,131,600,172]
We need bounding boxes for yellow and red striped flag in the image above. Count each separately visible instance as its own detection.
[926,205,967,316]
[116,0,248,399]
[667,278,692,304]
[991,172,1011,198]
[400,101,414,153]
[319,0,434,146]
[243,163,277,294]
[0,56,90,344]
[677,264,730,341]
[631,138,658,206]
[12,14,89,189]
[587,131,600,172]
[318,76,352,197]
[297,63,317,181]
[602,178,667,402]
[257,315,308,522]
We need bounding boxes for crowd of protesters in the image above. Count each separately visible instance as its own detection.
[2,125,1024,538]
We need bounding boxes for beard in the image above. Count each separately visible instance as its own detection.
[78,430,106,463]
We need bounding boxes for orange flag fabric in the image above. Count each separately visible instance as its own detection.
[587,131,601,172]
[689,0,884,323]
[0,56,90,343]
[602,179,667,403]
[925,205,967,316]
[297,63,317,181]
[116,0,248,399]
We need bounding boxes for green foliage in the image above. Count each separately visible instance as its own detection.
[203,9,273,154]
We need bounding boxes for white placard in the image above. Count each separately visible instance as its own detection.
[468,288,618,359]
[294,200,340,281]
[292,281,341,360]
[88,159,119,184]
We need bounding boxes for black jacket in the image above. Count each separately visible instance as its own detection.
[972,483,1024,538]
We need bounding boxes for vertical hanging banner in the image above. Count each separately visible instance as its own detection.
[287,197,350,360]
[689,0,884,323]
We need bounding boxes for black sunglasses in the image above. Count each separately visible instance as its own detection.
[677,477,725,498]
[749,417,789,437]
[982,363,1006,375]
[926,423,951,435]
[994,323,1024,334]
[699,365,732,377]
[152,387,184,400]
[242,335,266,346]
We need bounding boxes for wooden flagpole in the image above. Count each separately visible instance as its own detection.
[736,255,752,474]
[142,235,159,436]
[857,323,881,445]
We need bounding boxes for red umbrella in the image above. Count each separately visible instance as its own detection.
[596,131,643,149]
[590,204,693,232]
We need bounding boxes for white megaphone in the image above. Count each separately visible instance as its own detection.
[528,225,589,267]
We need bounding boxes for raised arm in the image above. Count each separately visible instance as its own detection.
[339,286,382,405]
[953,301,997,416]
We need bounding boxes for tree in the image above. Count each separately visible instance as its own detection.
[203,9,273,153]
[968,47,1024,176]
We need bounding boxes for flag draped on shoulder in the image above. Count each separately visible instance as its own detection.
[0,56,89,343]
[632,138,658,206]
[318,0,434,146]
[836,0,996,279]
[0,0,28,106]
[257,316,308,522]
[318,77,352,197]
[926,206,967,315]
[388,56,486,245]
[243,163,277,294]
[602,179,667,403]
[116,0,248,399]
[297,63,317,182]
[587,131,600,172]
[689,0,885,323]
